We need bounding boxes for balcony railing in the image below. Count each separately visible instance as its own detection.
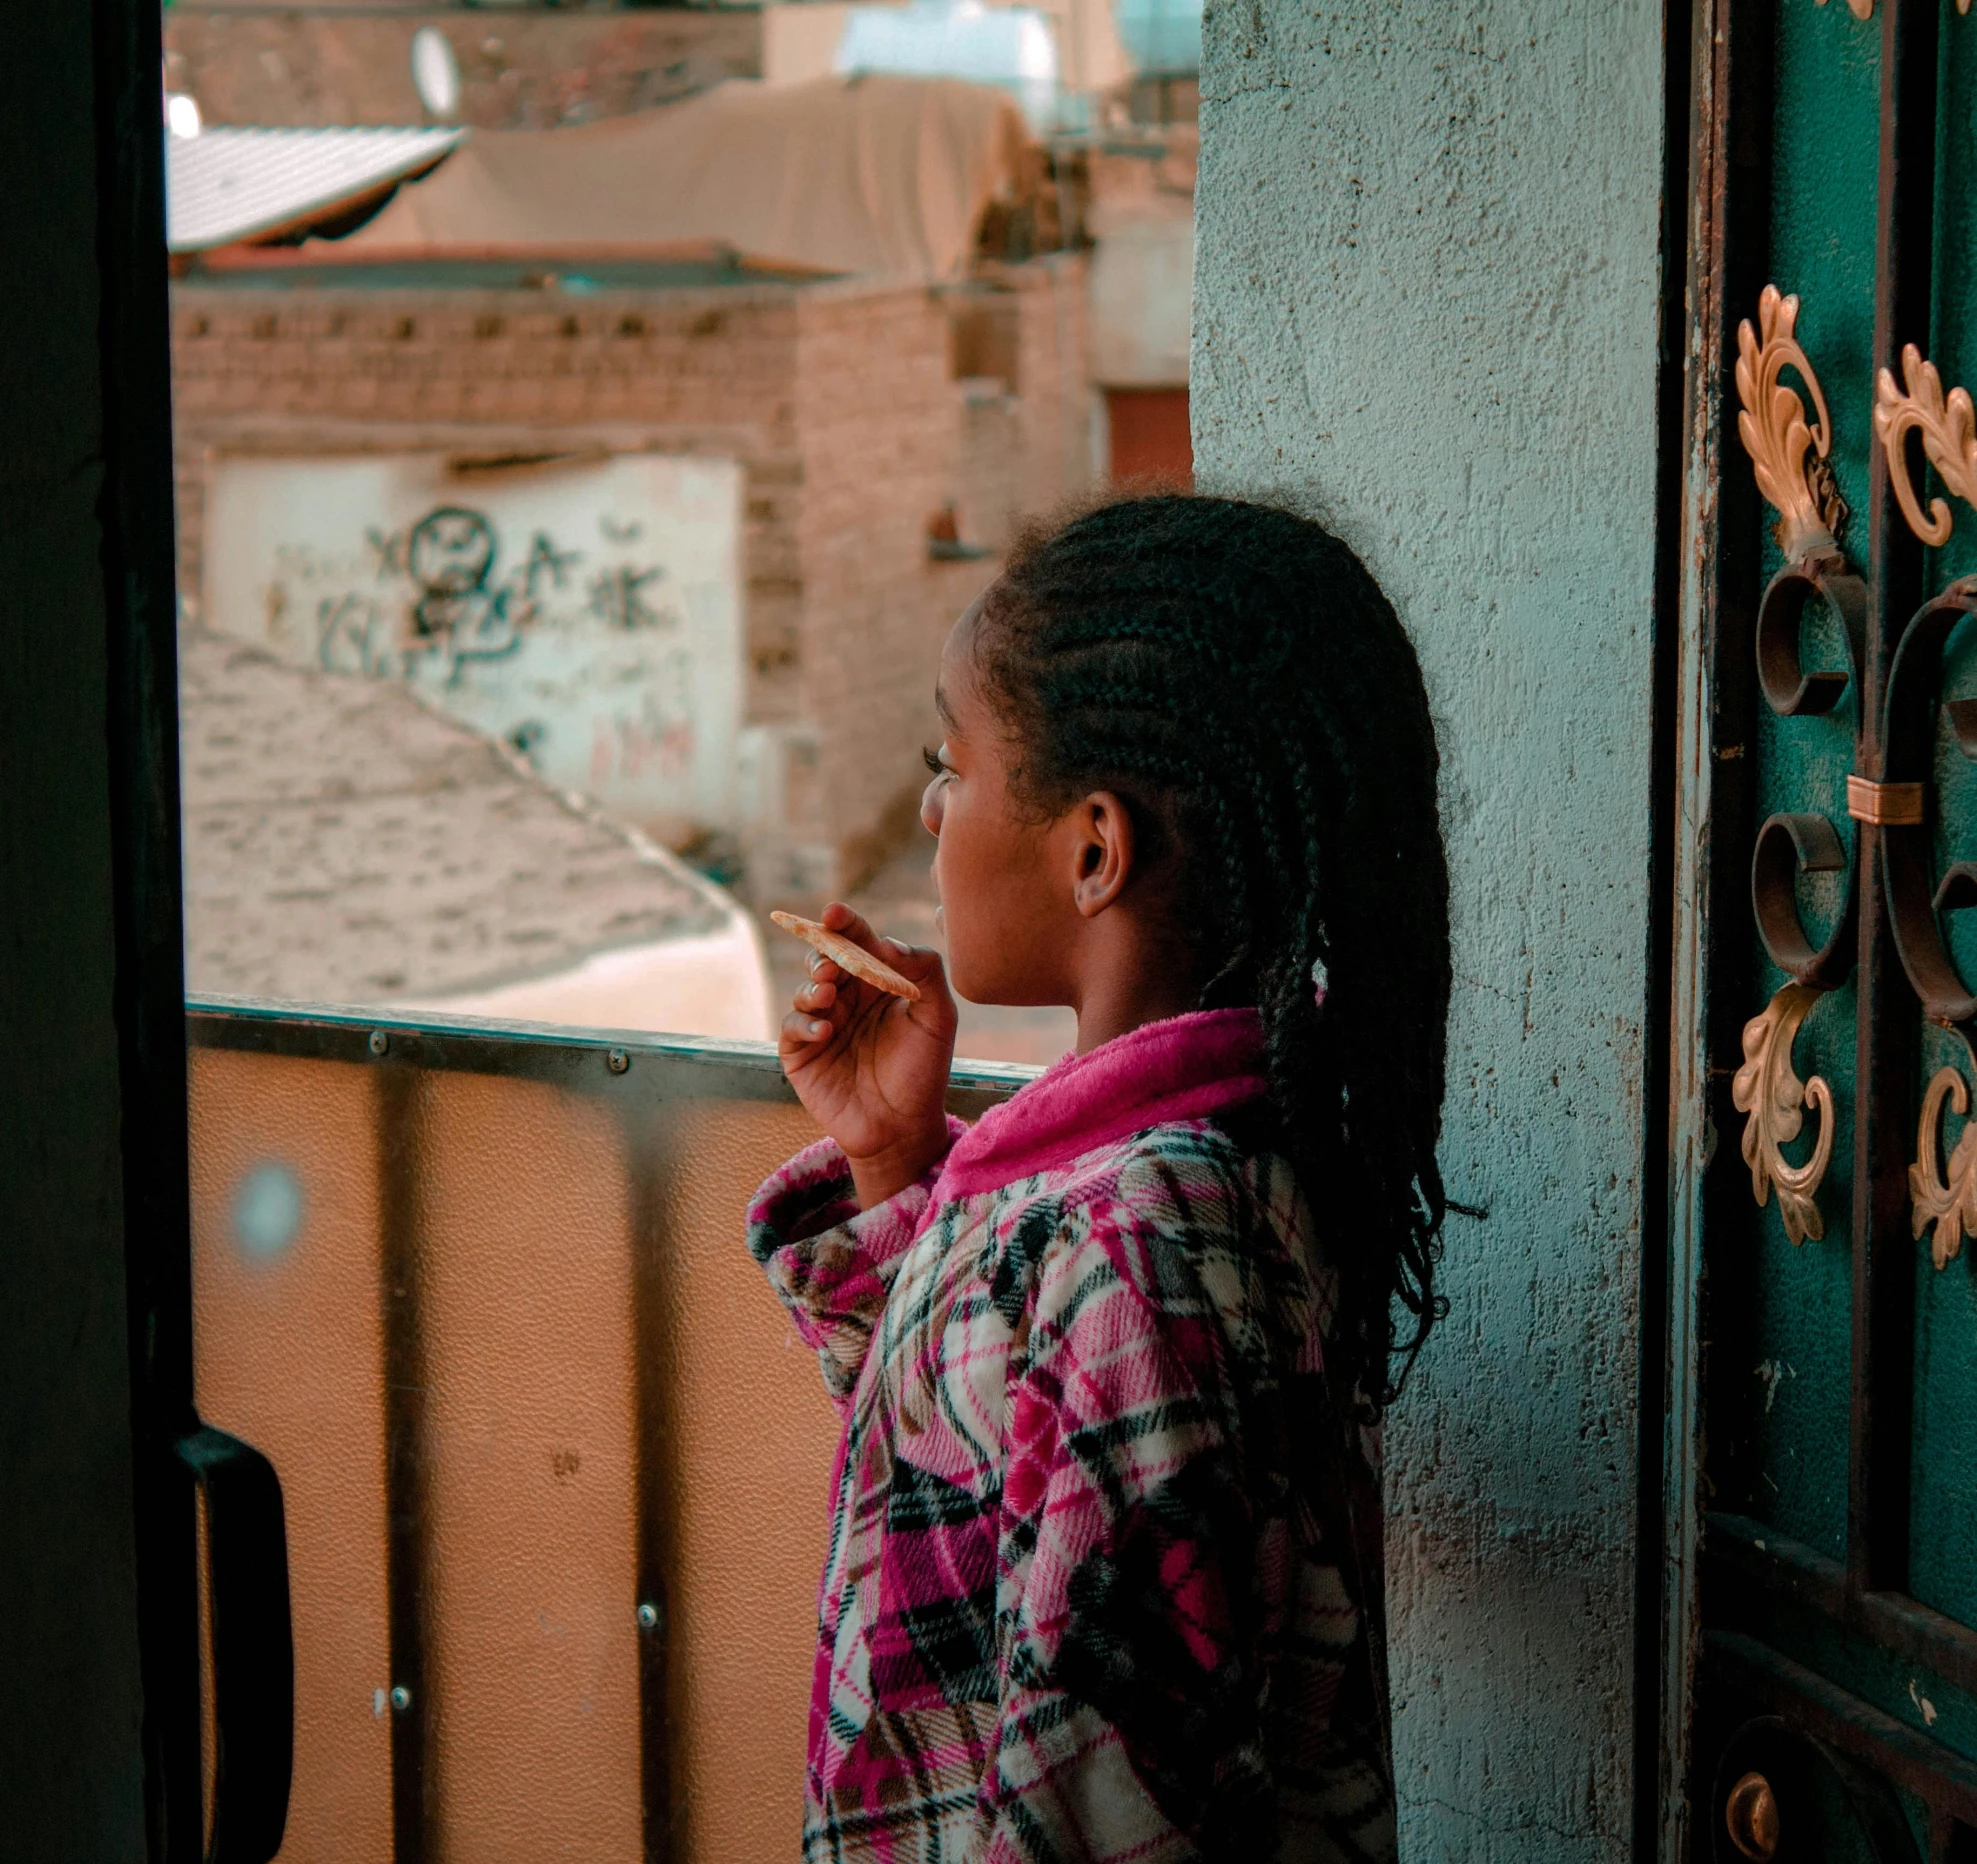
[187,996,1030,1864]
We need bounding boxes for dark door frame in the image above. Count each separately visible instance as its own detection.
[1,0,205,1855]
[1661,2,1977,1859]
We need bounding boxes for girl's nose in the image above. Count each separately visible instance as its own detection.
[919,776,945,837]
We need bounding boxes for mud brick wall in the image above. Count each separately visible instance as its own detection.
[163,7,762,131]
[169,264,1092,888]
[169,283,807,725]
[998,255,1095,530]
[950,254,1095,551]
[792,281,1000,886]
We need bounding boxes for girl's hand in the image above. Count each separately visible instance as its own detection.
[779,902,958,1208]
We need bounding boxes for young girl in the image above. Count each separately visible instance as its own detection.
[746,494,1450,1864]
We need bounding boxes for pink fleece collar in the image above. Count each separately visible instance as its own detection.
[933,1007,1268,1202]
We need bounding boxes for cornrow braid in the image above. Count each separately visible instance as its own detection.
[976,493,1452,1417]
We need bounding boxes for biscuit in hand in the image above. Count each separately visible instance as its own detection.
[770,912,923,1001]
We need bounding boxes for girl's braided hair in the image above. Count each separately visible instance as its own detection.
[975,493,1451,1416]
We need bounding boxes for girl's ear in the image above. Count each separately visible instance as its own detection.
[1070,790,1135,918]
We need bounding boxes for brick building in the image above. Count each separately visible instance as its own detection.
[164,5,766,132]
[171,250,1092,901]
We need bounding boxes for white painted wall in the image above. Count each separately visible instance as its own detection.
[204,453,746,845]
[1191,2,1665,1856]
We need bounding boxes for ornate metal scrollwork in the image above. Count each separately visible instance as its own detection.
[1817,0,1976,21]
[1731,285,1866,1243]
[1737,285,1851,562]
[1911,1067,1977,1269]
[1866,353,1977,1259]
[1876,574,1977,1267]
[1733,985,1838,1247]
[1873,345,1977,547]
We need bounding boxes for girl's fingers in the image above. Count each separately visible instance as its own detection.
[780,1009,832,1048]
[877,940,945,986]
[819,900,882,951]
[793,978,837,1013]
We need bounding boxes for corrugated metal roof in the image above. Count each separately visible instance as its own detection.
[166,125,466,254]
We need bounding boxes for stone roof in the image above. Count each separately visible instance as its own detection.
[178,628,727,1006]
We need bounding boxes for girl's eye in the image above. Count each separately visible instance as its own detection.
[922,746,952,778]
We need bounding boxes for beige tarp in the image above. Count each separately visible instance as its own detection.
[341,74,1030,278]
[761,0,1132,97]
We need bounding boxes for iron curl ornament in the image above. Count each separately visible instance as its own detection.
[1729,284,1868,1245]
[1880,581,1977,1029]
[1876,573,1977,1267]
[1869,345,1977,1265]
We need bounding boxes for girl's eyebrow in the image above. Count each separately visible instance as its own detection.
[934,684,957,728]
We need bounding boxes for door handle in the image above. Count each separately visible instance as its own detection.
[176,1426,293,1864]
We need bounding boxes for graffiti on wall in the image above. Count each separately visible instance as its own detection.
[205,454,745,835]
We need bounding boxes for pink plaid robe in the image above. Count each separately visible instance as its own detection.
[747,1009,1396,1864]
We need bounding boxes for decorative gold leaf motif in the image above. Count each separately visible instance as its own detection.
[1817,2,1974,20]
[1873,345,1977,547]
[1735,285,1848,561]
[1732,983,1836,1246]
[1910,1067,1977,1269]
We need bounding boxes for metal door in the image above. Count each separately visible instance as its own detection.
[1681,1,1977,1857]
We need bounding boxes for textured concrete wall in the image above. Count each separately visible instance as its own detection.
[1191,3,1664,1857]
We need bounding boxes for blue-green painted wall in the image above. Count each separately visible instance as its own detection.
[1191,3,1666,1855]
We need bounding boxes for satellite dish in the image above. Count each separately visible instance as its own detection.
[411,27,461,121]
[165,91,202,139]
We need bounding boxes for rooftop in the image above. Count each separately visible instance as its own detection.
[175,249,830,293]
[167,124,465,253]
[178,628,729,1006]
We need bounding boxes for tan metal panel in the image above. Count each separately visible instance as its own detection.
[188,1046,394,1864]
[638,1098,838,1864]
[415,1071,644,1864]
[188,1020,878,1860]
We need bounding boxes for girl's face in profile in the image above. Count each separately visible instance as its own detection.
[920,599,1082,1008]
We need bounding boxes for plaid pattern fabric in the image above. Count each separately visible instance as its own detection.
[748,1116,1397,1864]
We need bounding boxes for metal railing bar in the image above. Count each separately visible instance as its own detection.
[629,1130,678,1864]
[375,1065,433,1864]
[185,994,1044,1107]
